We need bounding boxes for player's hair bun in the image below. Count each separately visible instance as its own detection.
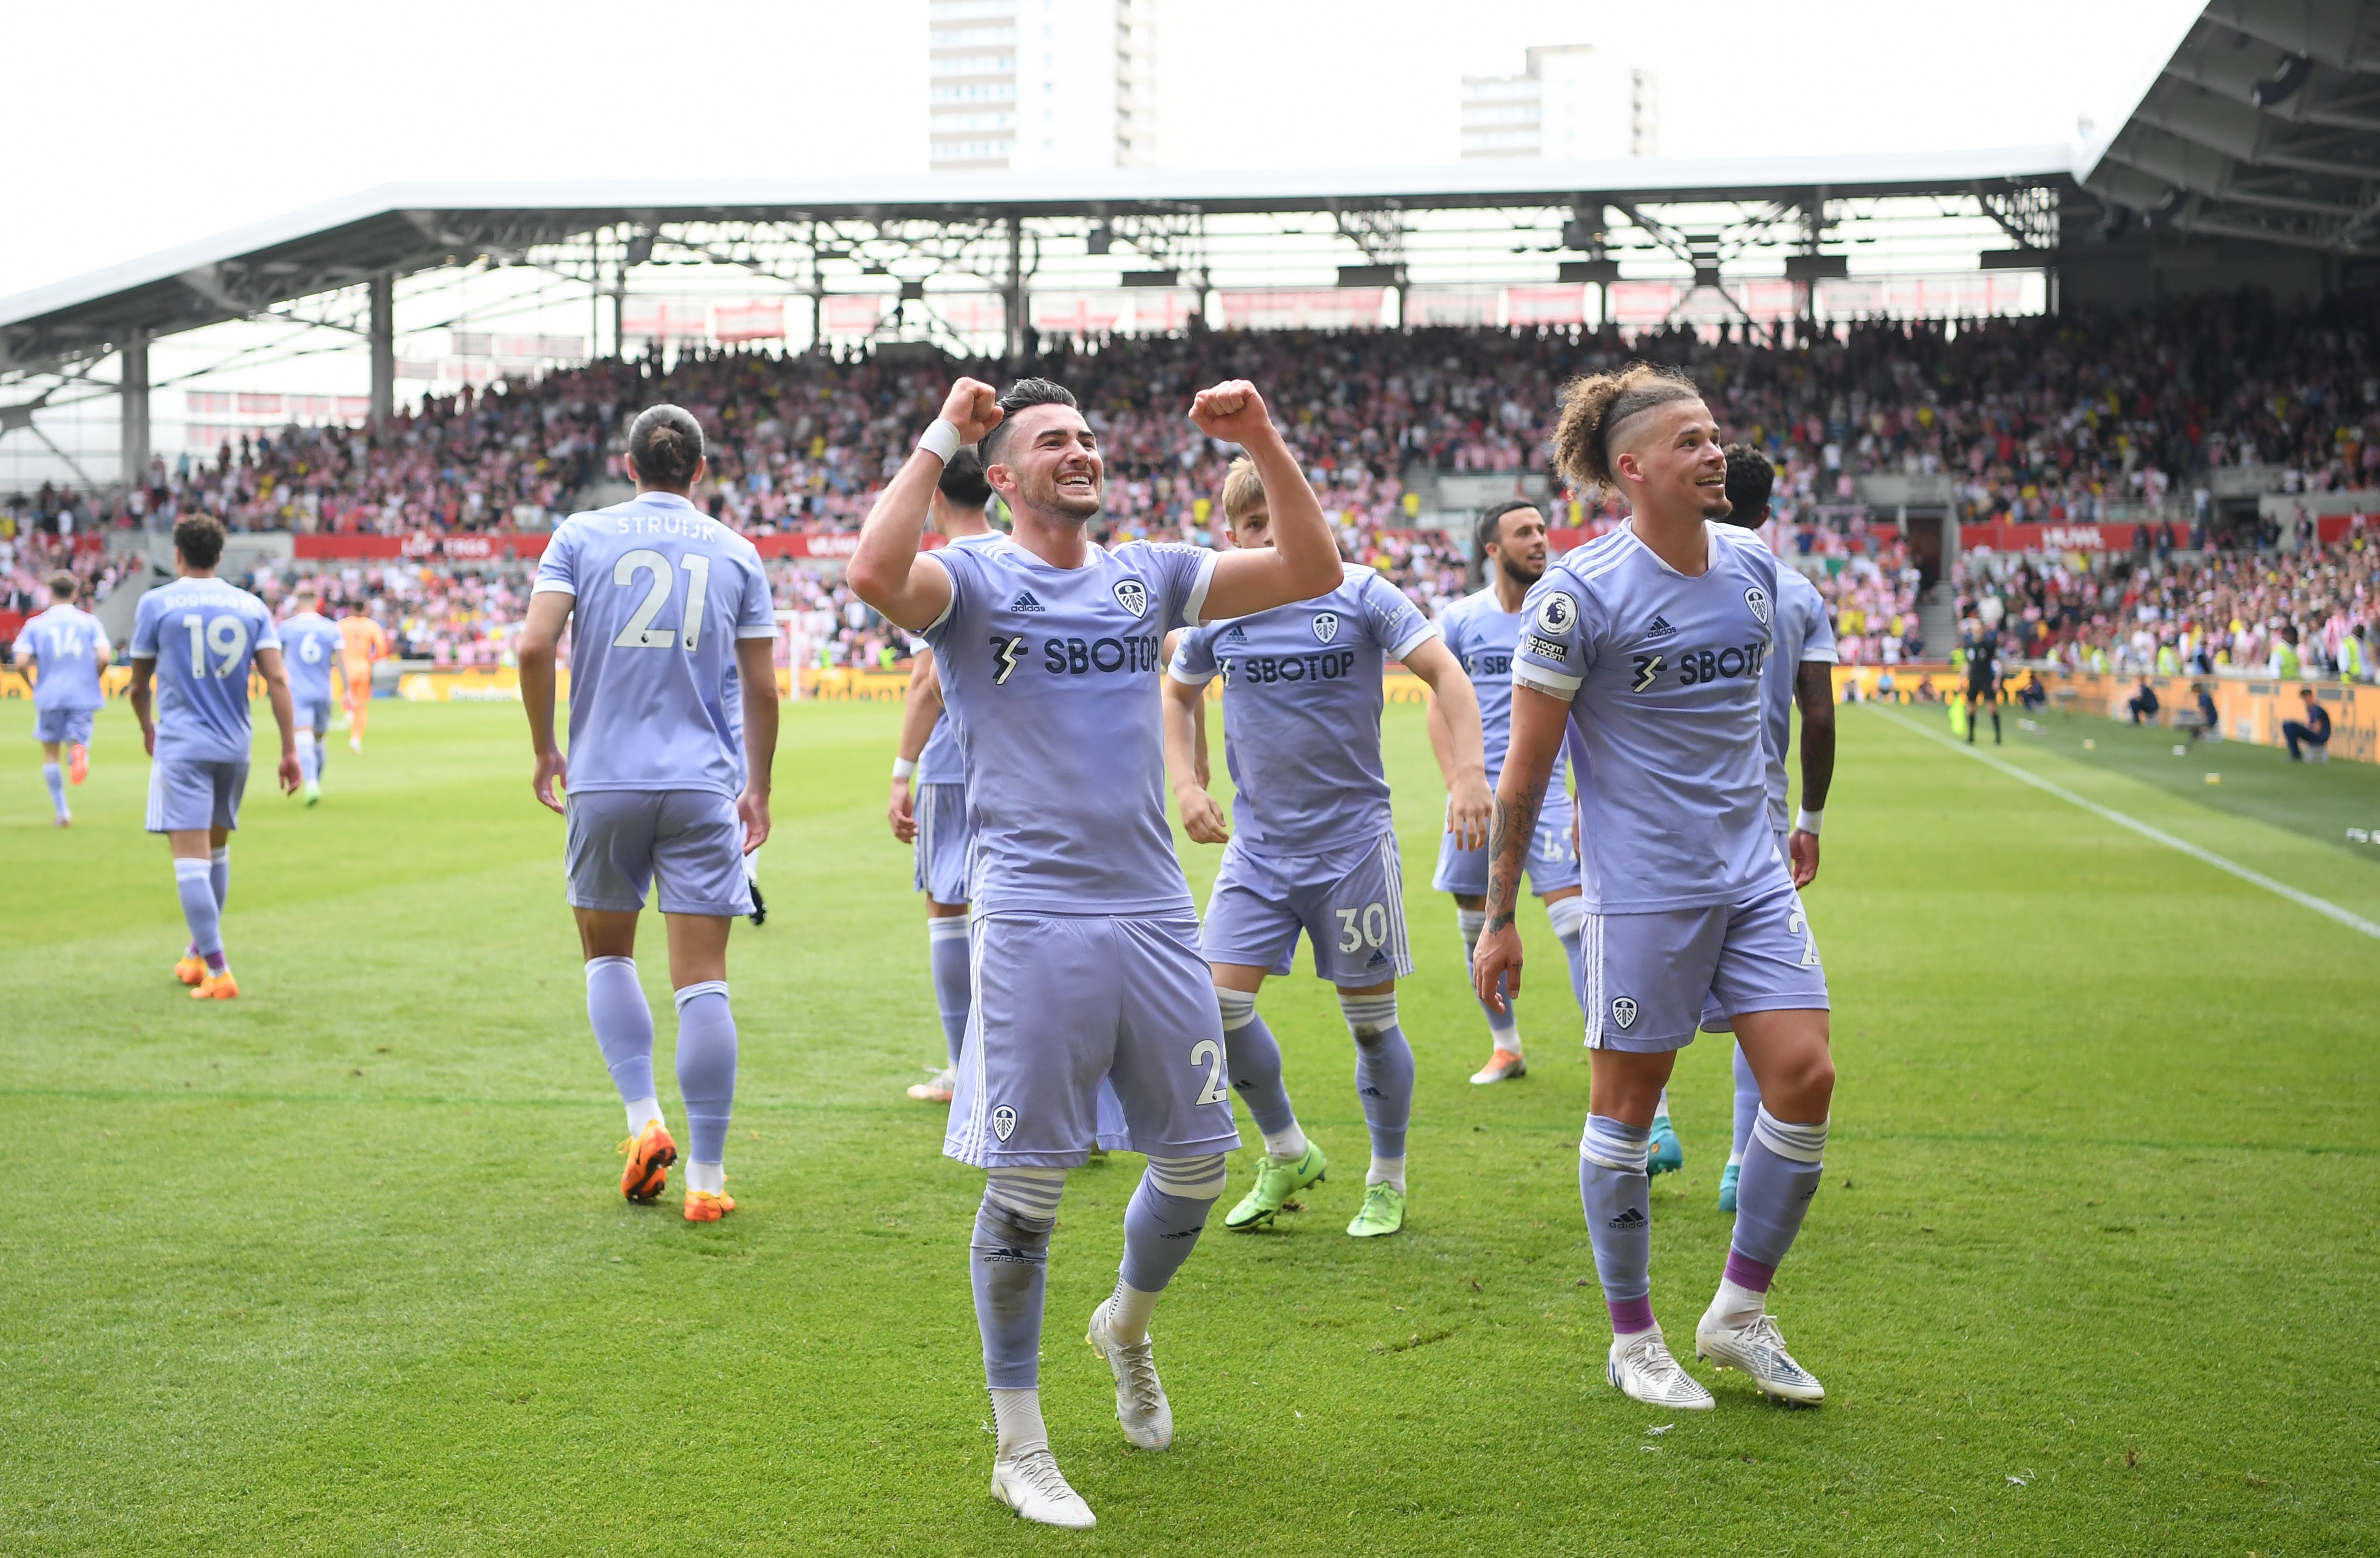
[1551,362,1700,491]
[628,404,706,489]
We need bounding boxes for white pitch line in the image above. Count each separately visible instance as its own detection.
[1868,707,2380,943]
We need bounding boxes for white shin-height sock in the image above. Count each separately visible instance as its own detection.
[990,1387,1049,1459]
[1106,1278,1161,1347]
[686,1160,725,1194]
[625,1096,664,1134]
[1368,1155,1407,1193]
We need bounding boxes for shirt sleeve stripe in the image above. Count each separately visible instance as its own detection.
[1514,666,1583,698]
[1799,647,1838,663]
[735,625,778,639]
[529,580,577,596]
[1388,622,1439,661]
[1181,550,1219,626]
[1165,665,1212,688]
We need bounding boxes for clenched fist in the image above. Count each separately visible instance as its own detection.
[939,378,1003,446]
[1188,380,1273,444]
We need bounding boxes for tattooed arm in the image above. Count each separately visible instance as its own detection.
[1471,682,1575,1011]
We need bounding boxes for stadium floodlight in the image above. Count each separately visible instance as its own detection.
[1783,253,1849,281]
[1121,269,1178,288]
[1338,264,1402,288]
[2251,53,2312,109]
[1086,224,1115,256]
[1559,259,1622,283]
[623,232,655,267]
[899,280,925,300]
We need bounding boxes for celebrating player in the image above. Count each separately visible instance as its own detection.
[128,516,302,999]
[1474,363,1836,1410]
[1709,444,1836,1213]
[18,571,110,827]
[336,601,390,750]
[1162,456,1490,1239]
[887,448,1004,1104]
[848,375,1344,1529]
[277,586,345,805]
[517,405,779,1223]
[1429,502,1601,1094]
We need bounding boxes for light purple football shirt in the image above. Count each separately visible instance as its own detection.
[1763,565,1837,831]
[276,611,346,708]
[1510,521,1783,913]
[922,533,1216,916]
[916,531,1006,787]
[20,604,106,712]
[1435,586,1569,796]
[1168,563,1433,856]
[131,577,281,764]
[533,493,774,799]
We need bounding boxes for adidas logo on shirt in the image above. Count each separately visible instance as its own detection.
[1008,591,1045,613]
[1644,615,1678,639]
[1224,624,1248,644]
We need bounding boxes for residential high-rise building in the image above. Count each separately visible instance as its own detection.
[1460,44,1659,162]
[929,0,1158,173]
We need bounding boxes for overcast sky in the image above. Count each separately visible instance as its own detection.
[5,0,2202,303]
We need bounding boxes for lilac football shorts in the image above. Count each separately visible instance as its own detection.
[145,758,247,833]
[912,781,971,906]
[565,788,752,917]
[1576,867,1829,1054]
[1201,833,1413,988]
[35,707,96,746]
[945,910,1240,1169]
[1432,783,1579,897]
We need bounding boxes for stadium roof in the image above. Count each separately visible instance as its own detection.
[0,146,2071,373]
[2078,0,2380,253]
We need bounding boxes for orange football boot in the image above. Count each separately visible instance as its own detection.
[174,953,208,986]
[68,744,89,785]
[617,1118,677,1203]
[191,970,239,1000]
[683,1187,735,1223]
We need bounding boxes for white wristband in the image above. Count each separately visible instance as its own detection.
[916,420,961,463]
[892,757,917,780]
[1795,808,1823,836]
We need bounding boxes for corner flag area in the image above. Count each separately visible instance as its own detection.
[4,697,2370,1554]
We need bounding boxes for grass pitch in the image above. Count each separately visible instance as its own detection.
[2,694,2374,1555]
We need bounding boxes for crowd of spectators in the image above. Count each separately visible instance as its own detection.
[1960,527,2376,680]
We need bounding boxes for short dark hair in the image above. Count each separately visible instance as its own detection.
[980,378,1079,468]
[627,404,705,489]
[936,446,993,507]
[1721,443,1774,528]
[1474,499,1544,566]
[174,514,226,570]
[48,570,79,600]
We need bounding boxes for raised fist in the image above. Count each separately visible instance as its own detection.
[940,378,1003,446]
[1187,380,1272,444]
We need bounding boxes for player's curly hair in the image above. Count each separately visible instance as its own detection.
[628,404,705,489]
[1720,442,1774,528]
[173,514,226,570]
[1551,362,1701,491]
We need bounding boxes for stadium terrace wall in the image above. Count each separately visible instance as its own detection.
[2041,671,2374,765]
[286,532,950,561]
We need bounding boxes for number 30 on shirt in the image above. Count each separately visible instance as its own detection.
[610,549,712,651]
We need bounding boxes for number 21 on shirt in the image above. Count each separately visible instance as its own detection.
[611,549,711,651]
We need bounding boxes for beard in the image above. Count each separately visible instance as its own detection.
[1018,464,1103,523]
[1502,552,1548,586]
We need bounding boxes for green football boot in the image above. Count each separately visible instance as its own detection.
[1345,1181,1406,1238]
[1648,1115,1684,1177]
[1716,1161,1740,1213]
[1223,1141,1326,1230]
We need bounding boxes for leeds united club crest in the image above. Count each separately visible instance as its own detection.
[1113,579,1148,618]
[1610,997,1638,1030]
[991,1104,1018,1141]
[1311,611,1340,644]
[1743,586,1772,626]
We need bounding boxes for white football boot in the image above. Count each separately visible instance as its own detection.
[1086,1298,1174,1450]
[1606,1328,1716,1410]
[990,1448,1096,1529]
[1695,1310,1825,1405]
